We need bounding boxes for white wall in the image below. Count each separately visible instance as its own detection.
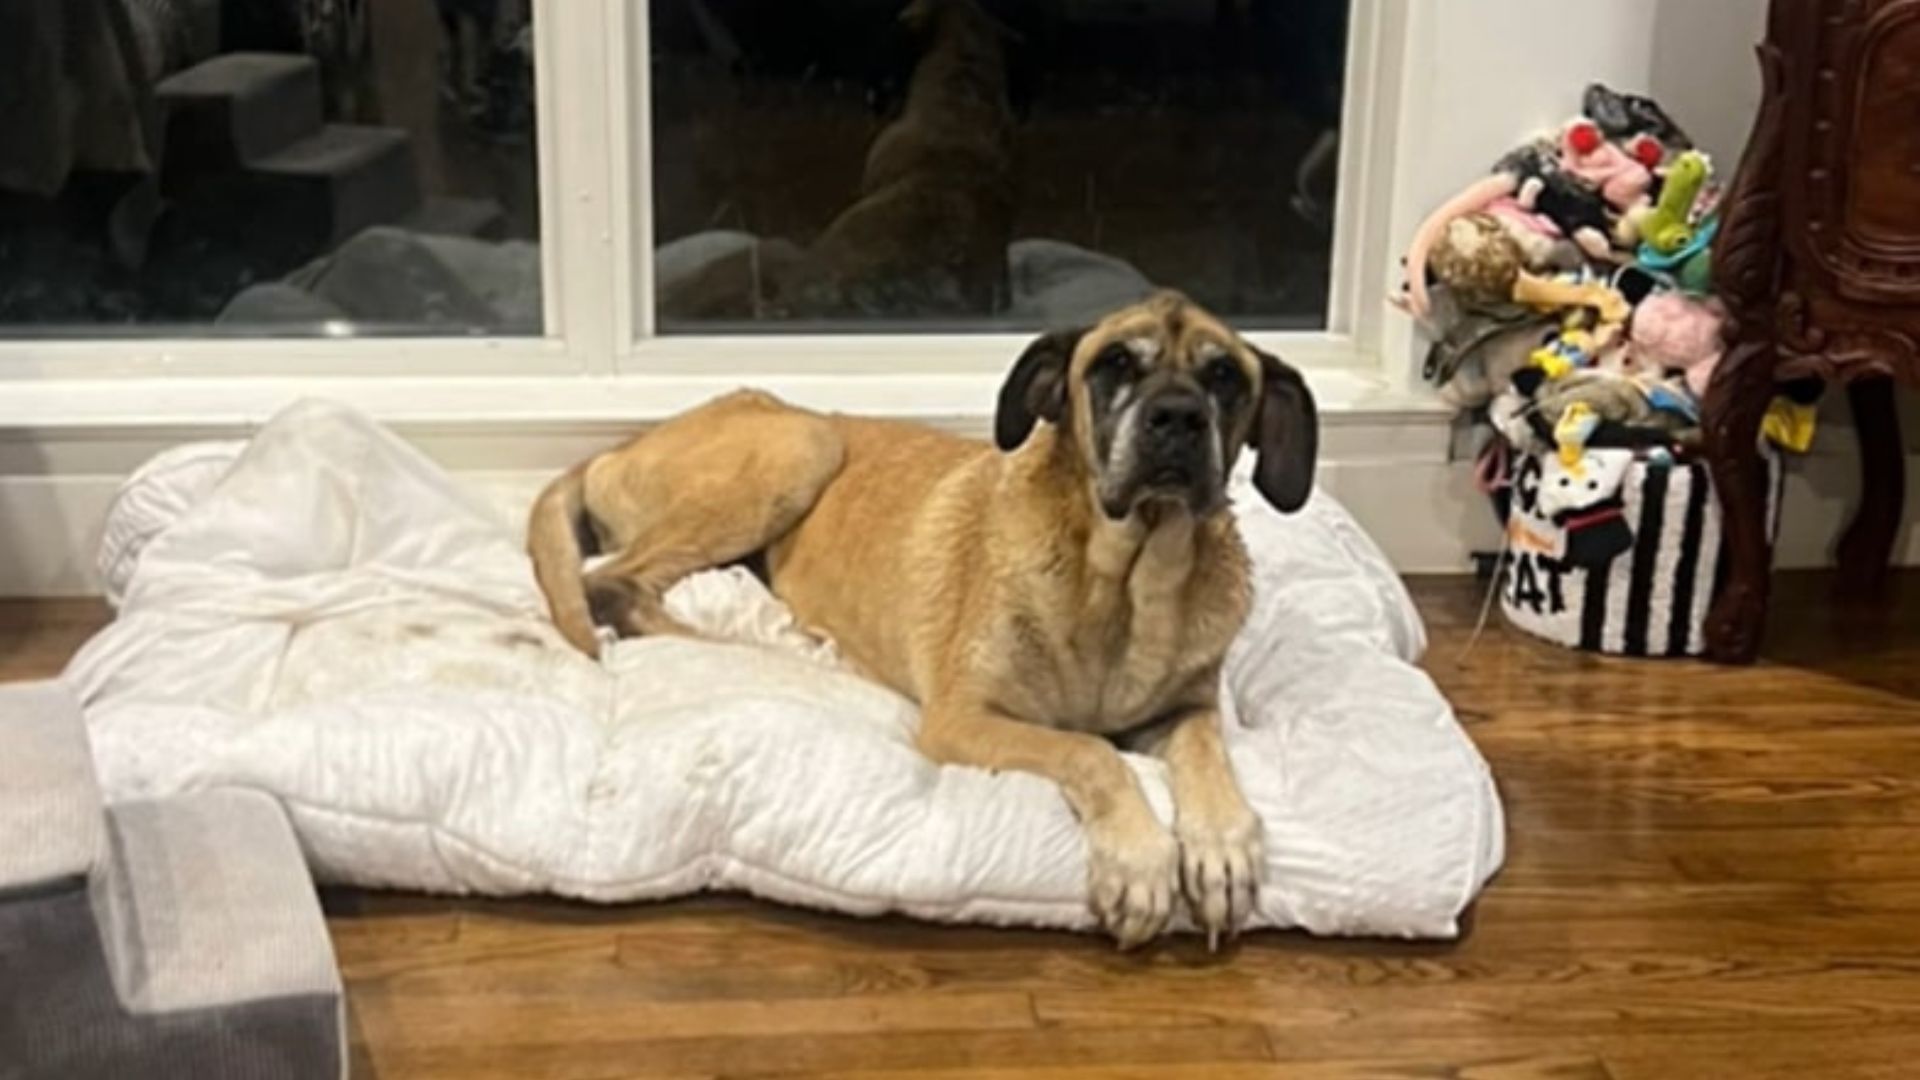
[1649,0,1769,166]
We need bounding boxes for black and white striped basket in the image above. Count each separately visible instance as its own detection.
[1499,447,1782,658]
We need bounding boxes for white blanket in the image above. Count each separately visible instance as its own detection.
[69,400,1503,938]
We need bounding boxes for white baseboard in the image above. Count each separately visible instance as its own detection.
[1,419,1911,596]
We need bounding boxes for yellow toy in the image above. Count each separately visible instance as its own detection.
[1763,397,1818,453]
[1531,329,1597,379]
[1555,401,1601,468]
[1512,272,1632,327]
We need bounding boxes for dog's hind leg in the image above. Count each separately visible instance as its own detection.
[577,391,845,644]
[582,545,723,641]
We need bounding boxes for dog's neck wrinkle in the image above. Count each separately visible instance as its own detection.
[984,427,1232,731]
[999,427,1208,640]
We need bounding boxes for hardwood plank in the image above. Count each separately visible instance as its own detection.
[348,989,1037,1046]
[1268,1032,1919,1080]
[589,938,1920,1001]
[1497,823,1920,884]
[803,1060,1613,1080]
[1032,965,1920,1034]
[0,598,109,681]
[349,1025,1276,1080]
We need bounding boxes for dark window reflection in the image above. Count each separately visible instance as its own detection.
[0,0,541,338]
[652,0,1349,333]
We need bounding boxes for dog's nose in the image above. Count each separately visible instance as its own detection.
[1144,395,1208,444]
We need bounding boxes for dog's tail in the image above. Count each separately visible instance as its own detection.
[528,463,602,657]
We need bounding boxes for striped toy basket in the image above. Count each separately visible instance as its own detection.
[1497,445,1781,658]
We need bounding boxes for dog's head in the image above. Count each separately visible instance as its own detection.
[898,0,1024,44]
[995,291,1319,519]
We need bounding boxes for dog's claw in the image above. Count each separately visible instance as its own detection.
[1086,813,1179,951]
[1179,808,1263,947]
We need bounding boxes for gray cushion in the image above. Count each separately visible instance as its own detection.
[0,682,344,1080]
[0,682,103,893]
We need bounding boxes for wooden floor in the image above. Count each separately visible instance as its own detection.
[8,574,1920,1079]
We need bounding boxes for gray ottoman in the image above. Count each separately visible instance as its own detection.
[0,681,344,1080]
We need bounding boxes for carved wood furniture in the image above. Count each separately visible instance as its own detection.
[1703,0,1920,663]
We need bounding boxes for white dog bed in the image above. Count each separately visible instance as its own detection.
[68,400,1503,939]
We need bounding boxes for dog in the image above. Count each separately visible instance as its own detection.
[528,292,1319,948]
[775,0,1017,319]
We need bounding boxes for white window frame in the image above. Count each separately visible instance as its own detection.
[0,0,1425,428]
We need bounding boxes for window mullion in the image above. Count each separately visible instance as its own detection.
[537,0,621,374]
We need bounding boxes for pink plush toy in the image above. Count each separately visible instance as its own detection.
[1630,292,1726,397]
[1559,120,1655,210]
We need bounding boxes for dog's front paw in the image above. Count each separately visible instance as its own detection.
[1085,811,1179,951]
[1177,803,1263,950]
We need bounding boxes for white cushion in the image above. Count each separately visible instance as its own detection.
[69,400,1503,938]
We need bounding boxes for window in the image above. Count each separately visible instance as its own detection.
[0,0,1399,396]
[648,0,1351,335]
[0,0,540,338]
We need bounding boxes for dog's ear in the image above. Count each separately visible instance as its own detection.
[1247,347,1319,513]
[995,328,1084,452]
[898,0,937,33]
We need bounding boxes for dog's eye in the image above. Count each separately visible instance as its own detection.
[1091,345,1135,378]
[1201,359,1245,398]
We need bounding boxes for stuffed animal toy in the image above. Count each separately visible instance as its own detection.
[1583,83,1694,155]
[1639,373,1703,445]
[1532,327,1602,379]
[1503,142,1618,259]
[1436,322,1552,408]
[1428,214,1529,310]
[1397,143,1614,318]
[1555,401,1602,467]
[1513,271,1633,377]
[1416,287,1558,409]
[1629,291,1725,398]
[1528,368,1661,430]
[1512,271,1633,327]
[1557,120,1656,220]
[1764,384,1822,453]
[1537,447,1637,568]
[1637,151,1714,255]
[1397,86,1700,320]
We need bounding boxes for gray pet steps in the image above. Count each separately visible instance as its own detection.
[0,682,103,893]
[0,683,344,1080]
[155,52,505,248]
[158,54,326,172]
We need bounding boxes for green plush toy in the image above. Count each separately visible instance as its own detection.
[1641,151,1711,257]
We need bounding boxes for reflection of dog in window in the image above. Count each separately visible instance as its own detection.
[780,0,1019,319]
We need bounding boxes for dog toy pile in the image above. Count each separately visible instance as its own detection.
[1393,84,1809,656]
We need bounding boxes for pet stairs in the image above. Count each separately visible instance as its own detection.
[0,681,344,1080]
[154,52,504,247]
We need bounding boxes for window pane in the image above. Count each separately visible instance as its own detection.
[0,0,541,338]
[651,0,1348,333]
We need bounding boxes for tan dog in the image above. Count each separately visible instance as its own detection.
[528,292,1318,948]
